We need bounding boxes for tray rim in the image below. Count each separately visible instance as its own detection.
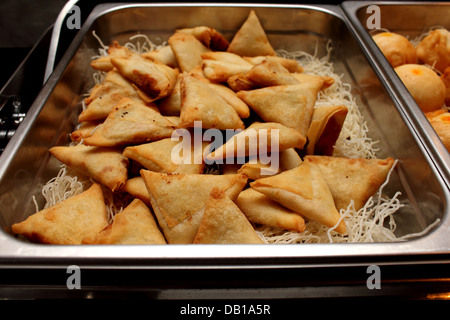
[0,2,448,269]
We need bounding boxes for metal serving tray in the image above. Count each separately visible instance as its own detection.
[0,3,448,270]
[341,1,450,188]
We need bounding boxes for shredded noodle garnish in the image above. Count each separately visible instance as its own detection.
[34,33,438,243]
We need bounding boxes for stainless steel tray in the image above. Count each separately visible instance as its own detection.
[0,3,448,269]
[341,1,450,188]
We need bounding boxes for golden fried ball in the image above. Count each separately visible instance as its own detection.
[372,32,417,68]
[426,109,450,152]
[395,64,446,113]
[416,29,450,73]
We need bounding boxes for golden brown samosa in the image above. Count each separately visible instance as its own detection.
[205,122,306,162]
[250,161,346,234]
[123,137,208,174]
[80,70,154,122]
[176,26,229,51]
[141,45,179,68]
[193,189,264,244]
[111,55,178,102]
[141,170,248,243]
[120,176,151,206]
[70,121,102,143]
[304,156,396,211]
[83,98,175,147]
[237,81,323,136]
[168,32,211,72]
[243,55,303,73]
[179,73,245,130]
[201,51,254,83]
[227,10,276,57]
[90,41,138,72]
[11,183,109,244]
[306,105,348,156]
[82,199,166,245]
[49,144,128,192]
[235,188,306,232]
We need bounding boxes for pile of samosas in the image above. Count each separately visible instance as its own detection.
[12,10,395,245]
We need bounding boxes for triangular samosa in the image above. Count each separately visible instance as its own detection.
[235,188,306,233]
[168,32,211,72]
[179,73,245,130]
[201,51,254,83]
[250,161,346,234]
[83,98,175,147]
[306,105,348,156]
[193,189,264,244]
[123,137,208,174]
[82,199,166,245]
[205,122,306,162]
[11,183,109,244]
[244,55,303,73]
[120,176,151,206]
[304,156,396,211]
[237,83,322,137]
[176,26,229,51]
[243,57,301,87]
[111,55,178,102]
[80,70,154,122]
[141,45,179,68]
[141,170,248,243]
[237,148,302,180]
[49,144,128,192]
[90,41,139,72]
[227,10,276,57]
[70,121,101,143]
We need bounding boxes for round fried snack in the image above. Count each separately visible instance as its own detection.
[395,64,446,113]
[416,28,450,73]
[372,32,416,68]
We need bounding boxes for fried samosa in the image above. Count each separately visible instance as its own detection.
[70,121,102,143]
[82,199,166,245]
[168,32,211,72]
[90,41,139,72]
[80,70,155,122]
[193,189,264,244]
[237,83,321,136]
[235,188,306,233]
[49,144,128,192]
[120,176,151,206]
[250,161,346,234]
[141,170,248,243]
[123,137,207,174]
[111,55,178,102]
[201,51,254,83]
[227,10,276,57]
[304,155,396,211]
[141,45,179,68]
[11,183,109,244]
[176,26,229,51]
[205,122,307,162]
[179,73,245,130]
[244,55,303,73]
[306,105,348,156]
[83,98,175,147]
